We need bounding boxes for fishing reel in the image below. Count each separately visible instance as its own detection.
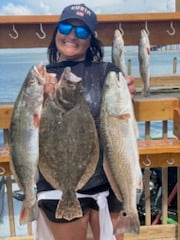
[137,169,163,224]
[137,168,177,224]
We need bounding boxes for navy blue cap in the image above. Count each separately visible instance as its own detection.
[59,4,98,34]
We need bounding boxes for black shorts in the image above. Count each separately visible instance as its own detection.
[38,189,123,223]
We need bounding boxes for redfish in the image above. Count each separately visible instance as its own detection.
[100,71,143,234]
[9,65,47,225]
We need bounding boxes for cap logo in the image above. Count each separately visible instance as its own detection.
[71,5,91,16]
[76,11,85,17]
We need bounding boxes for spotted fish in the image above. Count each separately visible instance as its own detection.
[38,67,99,221]
[112,29,127,76]
[138,29,151,97]
[9,64,47,225]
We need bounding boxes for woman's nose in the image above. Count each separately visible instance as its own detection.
[68,28,76,39]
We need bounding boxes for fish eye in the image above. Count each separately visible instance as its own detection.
[122,211,127,217]
[29,79,35,85]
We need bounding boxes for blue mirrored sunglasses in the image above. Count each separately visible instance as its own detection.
[58,22,91,40]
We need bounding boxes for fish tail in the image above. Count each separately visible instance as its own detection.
[55,197,83,221]
[113,211,140,235]
[144,88,150,97]
[141,86,150,97]
[20,200,39,225]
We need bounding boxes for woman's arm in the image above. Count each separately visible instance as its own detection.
[125,75,136,99]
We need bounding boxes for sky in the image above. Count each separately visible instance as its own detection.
[0,0,176,15]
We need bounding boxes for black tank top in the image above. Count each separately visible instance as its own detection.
[37,60,120,194]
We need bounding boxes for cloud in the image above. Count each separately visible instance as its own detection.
[0,3,33,15]
[0,0,175,15]
[144,0,175,12]
[106,0,175,13]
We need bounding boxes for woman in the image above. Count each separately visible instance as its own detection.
[36,3,136,240]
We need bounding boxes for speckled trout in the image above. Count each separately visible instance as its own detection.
[112,29,127,76]
[39,67,99,221]
[100,71,143,234]
[138,29,151,97]
[9,65,47,225]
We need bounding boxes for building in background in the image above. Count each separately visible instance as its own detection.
[176,0,180,10]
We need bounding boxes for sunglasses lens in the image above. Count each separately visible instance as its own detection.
[58,23,72,35]
[58,22,90,40]
[75,26,90,39]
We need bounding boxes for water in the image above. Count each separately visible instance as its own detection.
[0,47,179,103]
[0,48,48,103]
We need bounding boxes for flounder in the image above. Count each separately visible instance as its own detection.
[39,67,99,220]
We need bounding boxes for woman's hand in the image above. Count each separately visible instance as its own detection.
[125,75,136,99]
[44,73,58,94]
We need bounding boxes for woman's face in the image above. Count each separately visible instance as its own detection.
[55,19,91,61]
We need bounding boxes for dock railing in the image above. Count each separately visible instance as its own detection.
[124,97,180,240]
[0,97,180,240]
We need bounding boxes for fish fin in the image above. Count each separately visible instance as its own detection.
[55,192,83,221]
[136,188,143,204]
[33,113,40,128]
[136,169,143,203]
[141,87,150,97]
[147,47,150,55]
[137,169,143,192]
[119,49,123,57]
[113,210,140,235]
[20,200,39,225]
[119,113,130,119]
[103,154,122,201]
[35,168,40,183]
[132,117,139,138]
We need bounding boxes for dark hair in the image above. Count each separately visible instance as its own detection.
[47,26,104,64]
